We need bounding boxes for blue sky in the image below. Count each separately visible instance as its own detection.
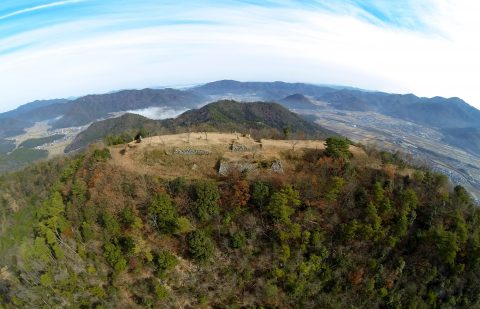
[1,0,479,111]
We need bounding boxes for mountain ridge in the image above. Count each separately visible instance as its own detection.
[66,100,335,152]
[1,81,479,139]
[51,88,204,129]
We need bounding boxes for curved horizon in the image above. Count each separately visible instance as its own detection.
[1,0,479,110]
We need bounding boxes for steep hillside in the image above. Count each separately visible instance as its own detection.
[64,114,163,152]
[1,136,479,308]
[172,100,325,133]
[0,140,15,155]
[66,100,335,152]
[0,118,31,138]
[278,93,319,109]
[0,99,70,120]
[0,99,72,142]
[19,101,73,123]
[318,89,374,111]
[442,127,480,156]
[318,90,480,129]
[385,97,480,129]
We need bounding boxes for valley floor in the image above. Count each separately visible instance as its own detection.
[7,120,88,158]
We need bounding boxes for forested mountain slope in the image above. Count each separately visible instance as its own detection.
[0,135,479,308]
[51,88,203,129]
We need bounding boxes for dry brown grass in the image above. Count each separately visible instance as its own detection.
[109,132,366,179]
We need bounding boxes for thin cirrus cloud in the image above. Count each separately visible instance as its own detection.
[0,0,85,21]
[0,0,479,111]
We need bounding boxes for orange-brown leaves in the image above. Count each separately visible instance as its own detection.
[88,168,104,188]
[62,227,74,239]
[382,164,397,180]
[385,277,394,290]
[232,180,250,208]
[349,267,365,286]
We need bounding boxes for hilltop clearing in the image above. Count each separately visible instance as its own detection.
[66,100,335,153]
[108,132,364,178]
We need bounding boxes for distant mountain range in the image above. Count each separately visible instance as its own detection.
[319,89,480,129]
[2,79,479,135]
[195,80,480,129]
[51,88,203,129]
[191,80,338,99]
[0,98,70,120]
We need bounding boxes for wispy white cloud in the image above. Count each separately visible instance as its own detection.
[0,0,85,21]
[118,107,190,120]
[0,0,479,111]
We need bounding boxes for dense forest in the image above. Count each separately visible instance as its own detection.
[0,136,479,308]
